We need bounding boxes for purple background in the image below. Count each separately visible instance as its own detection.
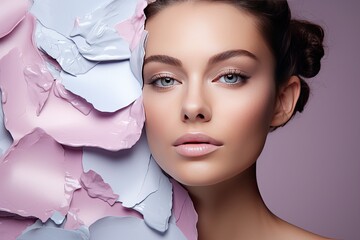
[257,1,360,239]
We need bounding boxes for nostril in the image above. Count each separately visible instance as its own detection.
[198,113,205,119]
[182,111,210,122]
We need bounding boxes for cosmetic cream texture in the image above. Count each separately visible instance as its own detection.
[0,0,198,239]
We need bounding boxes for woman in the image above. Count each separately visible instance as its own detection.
[142,0,328,239]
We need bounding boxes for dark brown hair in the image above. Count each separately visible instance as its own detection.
[145,0,325,126]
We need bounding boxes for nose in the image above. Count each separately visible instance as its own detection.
[181,83,211,123]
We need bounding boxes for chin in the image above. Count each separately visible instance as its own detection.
[167,159,257,188]
[171,169,232,187]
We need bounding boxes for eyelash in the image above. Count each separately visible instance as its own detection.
[148,69,250,89]
[214,69,250,86]
[149,73,180,89]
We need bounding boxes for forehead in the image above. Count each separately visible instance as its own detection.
[145,1,273,65]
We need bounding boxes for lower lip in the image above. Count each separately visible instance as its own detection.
[174,144,220,157]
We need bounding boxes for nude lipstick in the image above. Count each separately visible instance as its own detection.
[173,133,223,158]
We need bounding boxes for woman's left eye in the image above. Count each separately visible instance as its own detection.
[218,73,248,84]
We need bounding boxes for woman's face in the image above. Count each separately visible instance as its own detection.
[143,1,277,186]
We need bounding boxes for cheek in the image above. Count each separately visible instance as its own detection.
[217,83,276,158]
[226,92,274,133]
[143,90,176,162]
[143,92,163,140]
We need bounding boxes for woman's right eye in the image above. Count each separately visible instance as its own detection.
[151,76,180,88]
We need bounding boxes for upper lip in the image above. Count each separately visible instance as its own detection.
[173,133,223,146]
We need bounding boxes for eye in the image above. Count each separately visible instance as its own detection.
[218,72,249,85]
[151,76,180,88]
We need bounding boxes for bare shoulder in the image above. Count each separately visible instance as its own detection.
[271,217,332,240]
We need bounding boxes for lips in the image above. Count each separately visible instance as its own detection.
[173,133,223,157]
[173,133,222,146]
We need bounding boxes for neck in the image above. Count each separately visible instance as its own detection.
[185,164,279,240]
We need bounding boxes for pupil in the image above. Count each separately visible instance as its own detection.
[161,77,173,86]
[227,74,234,80]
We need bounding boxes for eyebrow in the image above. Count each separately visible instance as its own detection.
[143,49,258,67]
[144,55,182,67]
[208,49,259,65]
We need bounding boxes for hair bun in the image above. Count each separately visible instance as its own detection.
[290,20,325,78]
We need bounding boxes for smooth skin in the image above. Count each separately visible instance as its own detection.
[143,1,330,239]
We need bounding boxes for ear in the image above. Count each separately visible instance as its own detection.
[271,76,301,127]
